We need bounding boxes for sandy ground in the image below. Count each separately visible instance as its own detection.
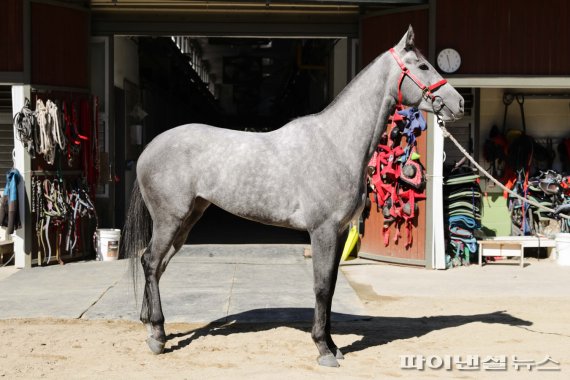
[1,280,569,380]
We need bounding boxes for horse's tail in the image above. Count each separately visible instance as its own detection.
[122,180,152,300]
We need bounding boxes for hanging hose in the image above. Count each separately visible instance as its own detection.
[1,253,15,267]
[437,118,570,221]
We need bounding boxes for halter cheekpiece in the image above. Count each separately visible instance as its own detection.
[389,48,447,112]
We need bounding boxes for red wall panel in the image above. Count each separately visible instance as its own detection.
[437,0,570,75]
[359,128,427,262]
[0,0,24,72]
[31,3,89,88]
[361,9,429,66]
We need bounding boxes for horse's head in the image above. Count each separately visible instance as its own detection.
[389,26,464,122]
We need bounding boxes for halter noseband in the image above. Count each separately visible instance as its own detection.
[389,48,447,113]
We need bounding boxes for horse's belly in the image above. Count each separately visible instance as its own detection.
[199,178,307,230]
[214,196,306,230]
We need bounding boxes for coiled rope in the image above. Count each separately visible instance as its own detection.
[13,99,37,157]
[46,99,66,151]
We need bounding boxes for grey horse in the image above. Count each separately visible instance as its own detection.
[123,26,464,367]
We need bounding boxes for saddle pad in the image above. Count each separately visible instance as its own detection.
[448,215,480,229]
[444,174,480,185]
[445,201,481,213]
[447,190,482,199]
[448,209,482,219]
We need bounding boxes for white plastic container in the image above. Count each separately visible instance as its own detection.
[555,233,570,266]
[96,229,121,261]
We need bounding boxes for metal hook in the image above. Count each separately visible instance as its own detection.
[503,93,514,106]
[432,95,444,114]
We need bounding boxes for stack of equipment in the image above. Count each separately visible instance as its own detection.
[443,166,483,267]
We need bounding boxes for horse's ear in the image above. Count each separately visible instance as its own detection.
[396,25,415,51]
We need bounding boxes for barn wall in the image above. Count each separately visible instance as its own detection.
[31,2,89,88]
[0,0,24,72]
[436,0,570,75]
[361,8,429,66]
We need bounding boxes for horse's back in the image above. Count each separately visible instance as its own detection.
[138,121,315,175]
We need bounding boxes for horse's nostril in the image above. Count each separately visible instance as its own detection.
[459,99,464,111]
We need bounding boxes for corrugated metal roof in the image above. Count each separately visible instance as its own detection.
[90,0,426,14]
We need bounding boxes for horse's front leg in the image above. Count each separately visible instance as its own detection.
[309,224,347,367]
[325,227,349,360]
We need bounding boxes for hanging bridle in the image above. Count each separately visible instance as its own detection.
[389,48,448,115]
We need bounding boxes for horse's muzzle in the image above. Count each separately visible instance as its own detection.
[457,98,465,117]
[441,97,464,122]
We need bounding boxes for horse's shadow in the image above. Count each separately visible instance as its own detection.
[164,308,532,354]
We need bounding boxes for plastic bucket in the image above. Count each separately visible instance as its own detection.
[555,233,570,266]
[96,229,121,261]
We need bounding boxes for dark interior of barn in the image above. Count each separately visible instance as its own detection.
[136,36,338,243]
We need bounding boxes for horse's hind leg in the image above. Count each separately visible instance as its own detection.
[310,224,347,367]
[139,215,181,354]
[140,199,210,354]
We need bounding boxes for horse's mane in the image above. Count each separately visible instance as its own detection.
[287,45,424,126]
[316,52,386,116]
[320,45,424,114]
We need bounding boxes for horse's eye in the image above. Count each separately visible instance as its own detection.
[419,63,429,71]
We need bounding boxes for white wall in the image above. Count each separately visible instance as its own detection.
[479,88,570,180]
[11,85,32,268]
[114,37,139,89]
[332,38,348,99]
[480,88,570,139]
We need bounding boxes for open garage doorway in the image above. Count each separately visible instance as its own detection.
[127,35,352,244]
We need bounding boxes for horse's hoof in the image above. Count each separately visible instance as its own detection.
[317,353,340,367]
[335,348,344,360]
[146,337,165,355]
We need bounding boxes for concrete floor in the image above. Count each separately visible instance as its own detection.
[341,256,570,298]
[1,245,569,323]
[0,245,365,323]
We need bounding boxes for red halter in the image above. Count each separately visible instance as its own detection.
[389,48,447,108]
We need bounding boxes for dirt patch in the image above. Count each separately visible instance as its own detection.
[1,291,569,379]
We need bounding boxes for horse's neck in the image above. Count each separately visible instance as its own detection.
[319,53,395,176]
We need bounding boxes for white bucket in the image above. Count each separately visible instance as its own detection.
[555,233,570,266]
[96,229,121,261]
